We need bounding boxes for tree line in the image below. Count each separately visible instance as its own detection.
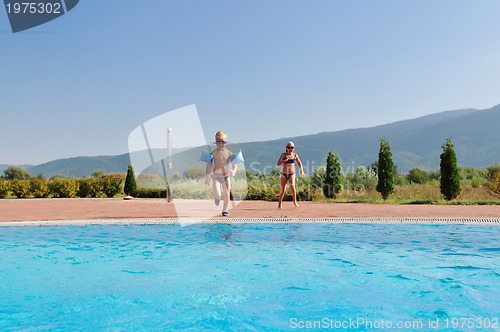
[2,139,499,200]
[321,138,500,200]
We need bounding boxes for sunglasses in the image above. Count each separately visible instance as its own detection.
[215,140,227,144]
[286,146,294,149]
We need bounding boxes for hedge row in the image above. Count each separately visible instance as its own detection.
[2,170,498,200]
[0,176,173,199]
[0,176,124,199]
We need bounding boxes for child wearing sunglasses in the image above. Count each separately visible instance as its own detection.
[276,141,305,209]
[204,131,237,216]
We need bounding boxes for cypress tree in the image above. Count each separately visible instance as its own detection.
[440,138,461,200]
[323,151,342,199]
[124,164,137,197]
[376,138,395,200]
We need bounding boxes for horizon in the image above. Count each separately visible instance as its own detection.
[2,1,500,165]
[2,104,497,168]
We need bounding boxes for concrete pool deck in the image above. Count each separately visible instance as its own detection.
[0,198,498,225]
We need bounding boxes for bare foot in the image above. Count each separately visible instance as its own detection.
[294,202,299,207]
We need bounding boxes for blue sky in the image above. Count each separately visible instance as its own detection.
[2,0,500,165]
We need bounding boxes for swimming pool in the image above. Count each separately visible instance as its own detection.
[0,223,498,330]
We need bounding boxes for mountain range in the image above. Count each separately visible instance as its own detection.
[2,104,499,178]
[239,105,499,175]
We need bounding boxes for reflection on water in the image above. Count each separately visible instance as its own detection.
[205,224,234,241]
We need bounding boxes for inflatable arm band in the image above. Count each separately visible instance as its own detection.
[230,151,244,163]
[200,150,244,164]
[199,151,213,163]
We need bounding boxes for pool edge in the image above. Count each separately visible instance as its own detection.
[0,217,499,226]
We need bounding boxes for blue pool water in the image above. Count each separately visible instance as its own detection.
[0,224,499,331]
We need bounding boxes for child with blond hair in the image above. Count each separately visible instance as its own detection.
[204,131,238,216]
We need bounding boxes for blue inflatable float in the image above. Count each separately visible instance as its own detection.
[199,151,213,163]
[199,150,244,164]
[230,150,244,163]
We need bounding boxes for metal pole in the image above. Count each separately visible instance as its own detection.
[166,128,173,202]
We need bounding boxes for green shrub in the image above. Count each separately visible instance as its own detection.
[488,169,500,196]
[243,171,318,202]
[470,176,486,189]
[407,168,430,184]
[78,178,103,198]
[311,165,326,189]
[297,182,316,201]
[49,178,79,198]
[0,179,11,198]
[101,175,124,198]
[246,191,270,201]
[345,167,378,192]
[246,174,281,201]
[459,166,488,182]
[136,188,166,198]
[184,165,206,180]
[11,179,31,198]
[91,170,106,178]
[30,178,50,198]
[394,172,408,186]
[487,163,500,175]
[4,166,31,180]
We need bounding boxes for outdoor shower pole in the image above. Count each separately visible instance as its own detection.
[166,128,173,202]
